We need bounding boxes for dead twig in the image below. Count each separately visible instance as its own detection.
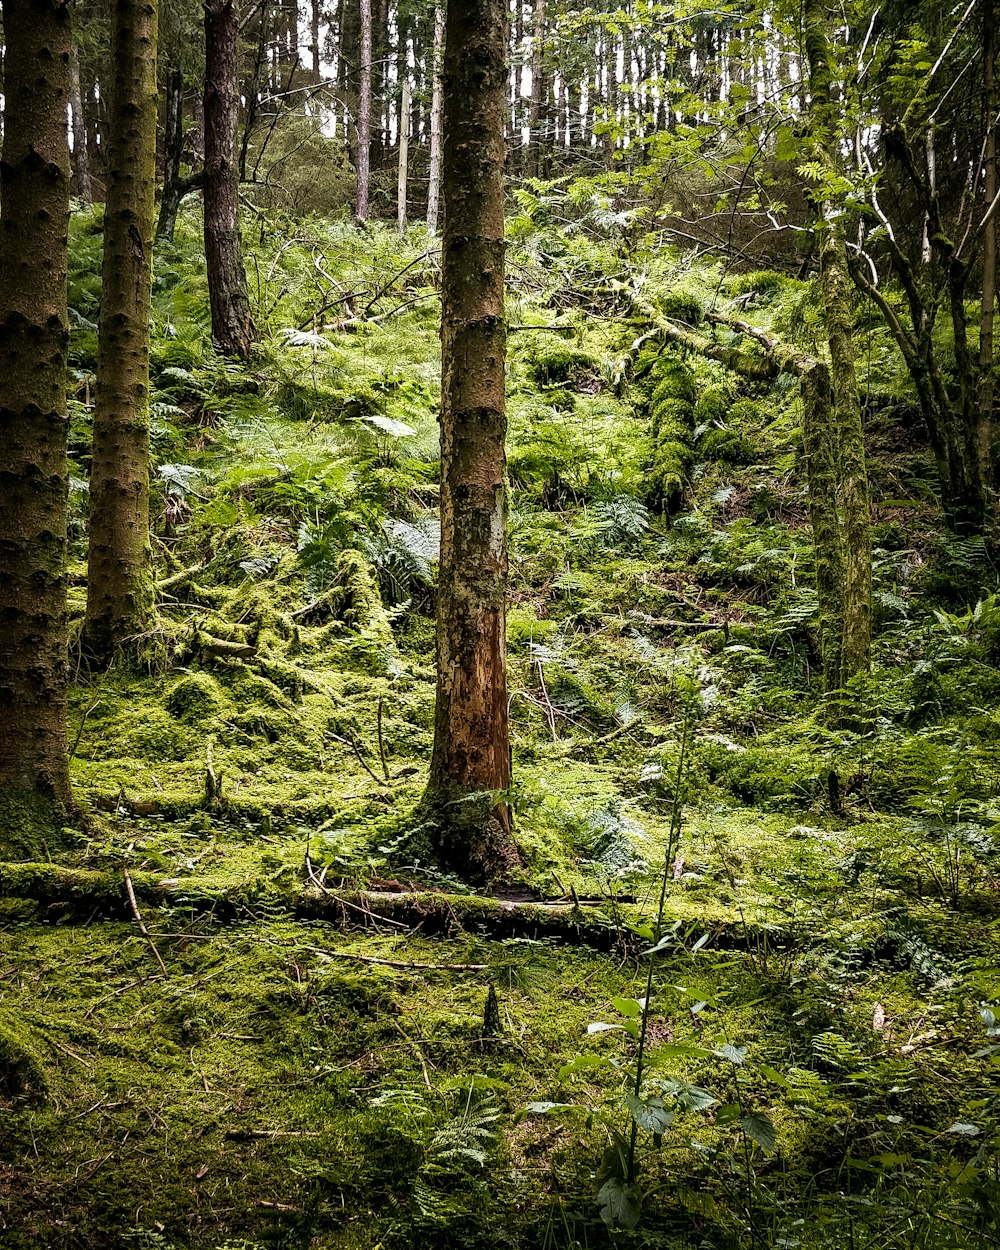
[122,866,168,976]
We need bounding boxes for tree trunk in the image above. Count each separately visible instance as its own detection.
[528,0,545,180]
[356,0,372,218]
[0,0,75,848]
[980,0,997,484]
[69,37,93,206]
[157,68,184,241]
[426,5,444,231]
[83,0,159,666]
[425,0,518,882]
[204,0,257,358]
[397,76,409,233]
[803,0,871,692]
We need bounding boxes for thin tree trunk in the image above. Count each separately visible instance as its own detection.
[69,38,93,205]
[528,0,545,179]
[204,0,257,357]
[803,0,871,693]
[426,5,444,231]
[0,0,75,845]
[980,0,997,482]
[310,0,321,77]
[156,68,184,241]
[84,0,159,666]
[356,0,372,218]
[397,76,409,233]
[425,0,518,882]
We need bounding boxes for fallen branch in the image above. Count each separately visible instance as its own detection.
[122,866,168,976]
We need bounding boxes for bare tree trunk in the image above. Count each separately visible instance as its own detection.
[310,0,321,77]
[356,0,372,218]
[425,0,518,882]
[426,5,444,231]
[397,76,409,233]
[84,0,159,666]
[0,0,75,848]
[528,0,545,179]
[69,38,93,205]
[204,0,257,357]
[980,0,997,482]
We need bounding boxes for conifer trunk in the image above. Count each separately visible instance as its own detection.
[356,0,372,219]
[69,39,93,206]
[980,0,997,482]
[84,0,159,665]
[425,0,518,882]
[0,0,75,844]
[528,0,545,179]
[204,0,257,358]
[426,5,444,231]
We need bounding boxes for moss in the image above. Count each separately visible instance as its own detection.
[164,672,231,724]
[0,790,77,862]
[526,343,599,387]
[0,1011,48,1099]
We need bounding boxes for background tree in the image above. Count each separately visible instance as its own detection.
[0,0,75,848]
[204,0,257,357]
[83,0,160,665]
[424,0,519,881]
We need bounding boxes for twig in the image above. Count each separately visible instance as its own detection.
[305,858,409,929]
[122,866,168,976]
[69,698,104,762]
[326,731,385,786]
[535,662,559,742]
[265,937,487,971]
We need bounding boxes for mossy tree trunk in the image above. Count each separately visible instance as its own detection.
[803,0,872,694]
[83,0,159,666]
[646,303,853,703]
[424,0,519,883]
[356,0,372,220]
[204,0,257,359]
[0,0,75,847]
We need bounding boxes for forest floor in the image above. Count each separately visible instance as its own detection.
[2,209,1000,1249]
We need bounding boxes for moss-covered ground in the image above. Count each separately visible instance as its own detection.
[3,208,1000,1248]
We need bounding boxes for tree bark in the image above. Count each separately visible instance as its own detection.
[356,0,372,218]
[0,0,75,846]
[980,0,997,485]
[69,37,93,206]
[204,0,257,358]
[527,0,545,180]
[84,0,159,666]
[397,75,410,233]
[426,5,445,231]
[425,0,518,882]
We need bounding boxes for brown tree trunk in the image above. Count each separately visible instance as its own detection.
[0,0,75,848]
[425,0,518,882]
[69,37,93,206]
[356,0,372,218]
[204,0,257,357]
[83,0,159,666]
[397,76,410,233]
[980,0,997,483]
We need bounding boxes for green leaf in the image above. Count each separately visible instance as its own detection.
[716,1102,742,1125]
[759,1063,792,1088]
[741,1111,777,1153]
[625,1092,674,1136]
[612,997,644,1018]
[558,1053,612,1078]
[946,1122,981,1136]
[718,1043,747,1065]
[598,1177,642,1229]
[516,1101,583,1123]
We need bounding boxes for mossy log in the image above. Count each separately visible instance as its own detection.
[0,862,787,953]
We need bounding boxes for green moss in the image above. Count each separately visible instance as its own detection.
[0,1011,48,1099]
[164,672,231,724]
[0,790,76,861]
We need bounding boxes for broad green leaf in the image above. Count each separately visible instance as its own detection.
[598,1177,642,1229]
[946,1122,981,1136]
[612,997,644,1018]
[718,1043,747,1065]
[741,1112,777,1153]
[625,1092,674,1136]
